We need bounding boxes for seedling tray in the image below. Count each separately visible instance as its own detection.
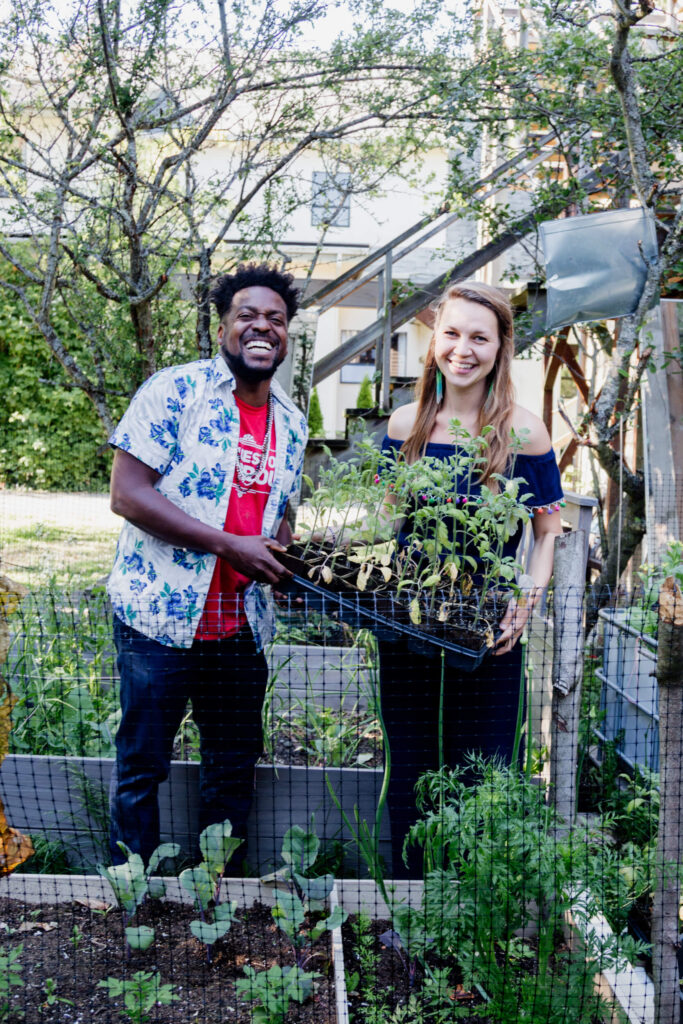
[278,571,491,672]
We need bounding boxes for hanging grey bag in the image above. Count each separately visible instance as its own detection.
[540,206,658,332]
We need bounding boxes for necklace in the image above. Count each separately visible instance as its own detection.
[235,393,274,496]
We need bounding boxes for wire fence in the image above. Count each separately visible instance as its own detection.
[0,514,680,1022]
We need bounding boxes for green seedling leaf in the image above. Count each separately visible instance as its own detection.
[199,821,243,878]
[311,903,347,940]
[280,825,319,874]
[125,925,155,951]
[98,857,148,915]
[179,865,213,912]
[214,900,238,923]
[190,918,233,946]
[292,871,334,904]
[146,843,181,876]
[147,878,166,900]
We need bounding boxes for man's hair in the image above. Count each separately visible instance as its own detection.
[209,262,300,322]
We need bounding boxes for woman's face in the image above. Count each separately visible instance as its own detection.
[433,297,501,395]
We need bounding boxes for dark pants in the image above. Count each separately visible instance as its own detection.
[379,638,524,878]
[110,617,268,866]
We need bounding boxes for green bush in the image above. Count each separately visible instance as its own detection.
[356,375,374,410]
[307,387,324,437]
[0,263,196,491]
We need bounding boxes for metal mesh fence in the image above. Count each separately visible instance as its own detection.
[0,512,680,1023]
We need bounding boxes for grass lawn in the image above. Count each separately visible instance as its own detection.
[0,489,120,589]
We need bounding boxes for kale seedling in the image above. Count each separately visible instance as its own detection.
[179,819,242,962]
[97,841,181,952]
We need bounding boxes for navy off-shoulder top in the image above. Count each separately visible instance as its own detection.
[380,435,564,561]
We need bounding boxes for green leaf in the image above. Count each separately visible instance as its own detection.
[179,865,213,912]
[199,821,242,878]
[190,918,233,945]
[280,825,319,874]
[293,872,333,903]
[146,842,181,876]
[124,925,155,951]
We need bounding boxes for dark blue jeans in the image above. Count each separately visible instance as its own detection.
[110,617,268,866]
[379,637,524,878]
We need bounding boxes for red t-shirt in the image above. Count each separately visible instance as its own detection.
[195,395,276,640]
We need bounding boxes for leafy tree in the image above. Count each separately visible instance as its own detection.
[447,1,683,603]
[0,0,474,433]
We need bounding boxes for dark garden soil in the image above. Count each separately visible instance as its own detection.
[0,896,335,1023]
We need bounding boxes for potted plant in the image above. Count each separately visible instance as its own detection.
[281,425,534,670]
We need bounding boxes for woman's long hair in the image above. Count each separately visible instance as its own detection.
[401,281,516,484]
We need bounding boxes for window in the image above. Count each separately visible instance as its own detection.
[311,172,351,227]
[339,331,407,383]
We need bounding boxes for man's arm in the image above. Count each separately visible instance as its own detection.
[110,449,290,585]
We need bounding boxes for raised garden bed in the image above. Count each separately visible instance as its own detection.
[333,880,653,1024]
[0,873,343,1023]
[0,755,390,875]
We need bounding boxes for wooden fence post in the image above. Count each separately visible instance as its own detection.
[652,577,683,1024]
[549,531,585,823]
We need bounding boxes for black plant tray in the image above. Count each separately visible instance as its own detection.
[277,571,491,672]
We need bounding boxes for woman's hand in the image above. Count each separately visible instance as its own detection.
[493,596,531,655]
[493,577,538,656]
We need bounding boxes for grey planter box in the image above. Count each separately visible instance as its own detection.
[0,754,390,875]
[597,609,658,770]
[266,643,374,710]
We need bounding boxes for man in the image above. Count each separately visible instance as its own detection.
[107,263,308,866]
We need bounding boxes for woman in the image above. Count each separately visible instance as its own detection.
[379,281,564,877]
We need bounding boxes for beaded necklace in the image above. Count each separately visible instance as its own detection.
[235,392,274,496]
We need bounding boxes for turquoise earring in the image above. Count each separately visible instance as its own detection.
[435,368,444,405]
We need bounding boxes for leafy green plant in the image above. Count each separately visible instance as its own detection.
[98,841,180,952]
[236,825,346,1021]
[275,679,379,768]
[0,943,23,1019]
[41,978,74,1009]
[266,825,347,969]
[180,820,242,962]
[400,760,647,1023]
[97,971,177,1024]
[236,964,318,1024]
[8,587,118,757]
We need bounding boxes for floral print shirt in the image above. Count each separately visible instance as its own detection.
[107,353,308,649]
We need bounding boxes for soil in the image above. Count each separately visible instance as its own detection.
[0,896,336,1023]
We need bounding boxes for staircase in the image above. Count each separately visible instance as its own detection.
[296,131,612,469]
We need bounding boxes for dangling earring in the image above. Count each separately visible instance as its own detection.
[435,368,444,406]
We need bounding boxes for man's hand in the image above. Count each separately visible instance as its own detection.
[221,534,290,585]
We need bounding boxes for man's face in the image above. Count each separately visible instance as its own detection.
[218,285,289,384]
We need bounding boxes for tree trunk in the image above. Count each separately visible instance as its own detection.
[195,248,213,360]
[652,577,683,1024]
[550,530,586,824]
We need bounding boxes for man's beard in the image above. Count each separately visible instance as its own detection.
[220,343,285,384]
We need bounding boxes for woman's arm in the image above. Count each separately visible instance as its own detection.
[493,505,562,656]
[494,410,563,655]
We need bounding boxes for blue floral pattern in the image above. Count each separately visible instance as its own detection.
[107,353,308,649]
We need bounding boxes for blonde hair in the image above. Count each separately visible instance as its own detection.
[401,281,516,484]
